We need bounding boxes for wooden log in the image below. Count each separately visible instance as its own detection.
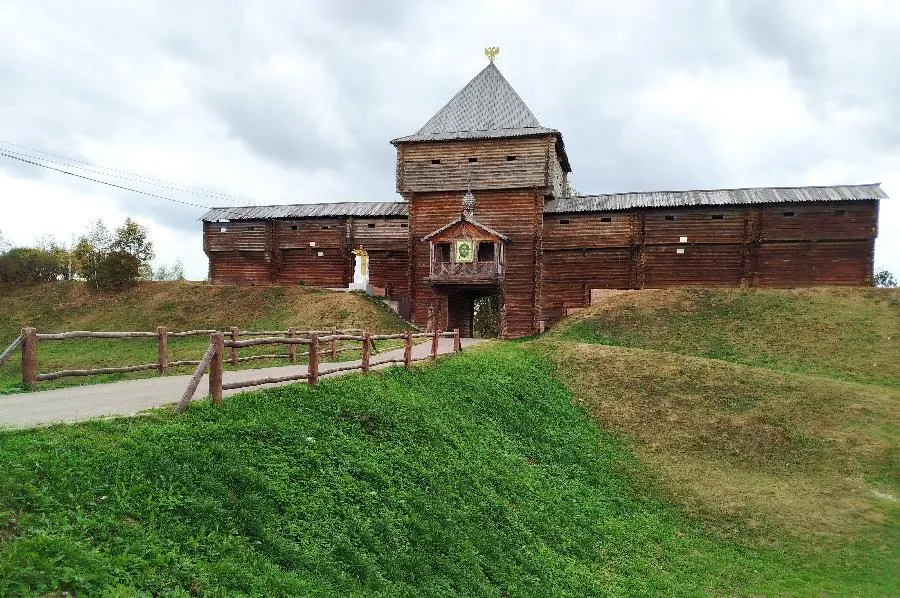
[288,328,296,363]
[453,328,461,353]
[330,327,337,360]
[35,330,156,340]
[21,328,37,387]
[209,333,224,406]
[431,329,438,361]
[226,337,311,348]
[0,334,23,367]
[404,330,412,371]
[157,326,168,375]
[230,327,239,366]
[222,371,310,391]
[308,334,319,386]
[168,329,219,338]
[36,363,158,381]
[168,359,202,367]
[234,354,291,363]
[175,341,217,414]
[362,332,371,374]
[369,333,407,341]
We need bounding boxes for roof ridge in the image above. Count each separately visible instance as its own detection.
[569,182,883,198]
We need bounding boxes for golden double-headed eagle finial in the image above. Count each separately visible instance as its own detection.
[485,46,499,63]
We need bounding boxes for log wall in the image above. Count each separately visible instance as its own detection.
[539,200,878,327]
[397,136,556,193]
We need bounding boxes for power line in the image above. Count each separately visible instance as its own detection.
[0,147,242,203]
[0,139,247,204]
[0,151,210,209]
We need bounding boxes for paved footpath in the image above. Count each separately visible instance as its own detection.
[0,337,481,429]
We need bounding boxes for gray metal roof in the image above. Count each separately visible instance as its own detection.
[392,63,558,144]
[201,201,408,222]
[543,183,887,214]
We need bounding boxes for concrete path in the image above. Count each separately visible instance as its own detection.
[0,337,481,429]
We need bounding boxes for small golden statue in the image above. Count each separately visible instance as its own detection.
[485,46,499,63]
[351,245,368,276]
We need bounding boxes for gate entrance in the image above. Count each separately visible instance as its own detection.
[446,290,501,338]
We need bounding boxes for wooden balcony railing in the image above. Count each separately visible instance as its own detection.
[429,261,503,283]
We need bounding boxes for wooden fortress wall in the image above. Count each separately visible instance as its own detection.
[204,216,409,297]
[540,199,879,325]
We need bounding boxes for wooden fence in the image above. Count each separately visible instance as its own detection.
[175,328,462,414]
[0,326,376,387]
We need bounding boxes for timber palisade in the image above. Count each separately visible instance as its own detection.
[201,59,886,338]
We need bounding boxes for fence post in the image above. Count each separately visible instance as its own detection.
[308,333,319,386]
[362,331,371,374]
[209,332,224,405]
[453,328,461,353]
[156,326,168,374]
[404,330,412,371]
[431,328,439,360]
[288,328,296,363]
[229,327,239,366]
[21,327,37,387]
[330,327,337,360]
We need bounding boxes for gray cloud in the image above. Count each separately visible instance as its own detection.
[0,0,897,277]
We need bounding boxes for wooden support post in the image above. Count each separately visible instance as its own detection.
[308,334,319,386]
[431,328,439,360]
[288,328,296,363]
[209,332,224,405]
[362,331,371,374]
[404,330,412,371]
[453,328,461,353]
[229,327,239,366]
[330,327,337,360]
[156,326,168,374]
[21,327,37,387]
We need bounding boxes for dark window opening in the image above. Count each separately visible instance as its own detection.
[600,217,612,223]
[431,159,441,165]
[367,223,376,228]
[291,225,297,230]
[665,215,676,221]
[400,223,408,228]
[468,157,477,163]
[559,219,570,225]
[247,226,256,231]
[506,155,517,161]
[478,242,496,262]
[435,243,451,263]
[321,225,330,229]
[834,209,846,216]
[783,211,795,217]
[711,214,724,220]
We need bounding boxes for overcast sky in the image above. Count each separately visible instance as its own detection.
[1,0,897,279]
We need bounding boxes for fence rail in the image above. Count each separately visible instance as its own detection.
[3,326,400,388]
[175,328,462,414]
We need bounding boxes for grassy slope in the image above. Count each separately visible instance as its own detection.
[533,288,899,574]
[560,287,900,388]
[0,282,409,393]
[1,345,894,596]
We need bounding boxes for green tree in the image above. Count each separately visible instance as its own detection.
[73,218,155,290]
[874,268,897,288]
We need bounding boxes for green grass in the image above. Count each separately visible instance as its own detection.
[0,282,410,394]
[1,344,896,596]
[560,287,900,388]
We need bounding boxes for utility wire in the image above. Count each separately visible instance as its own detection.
[0,151,210,209]
[0,147,240,203]
[0,139,246,204]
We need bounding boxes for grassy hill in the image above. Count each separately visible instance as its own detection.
[1,345,895,596]
[0,282,409,393]
[534,288,898,551]
[0,286,896,595]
